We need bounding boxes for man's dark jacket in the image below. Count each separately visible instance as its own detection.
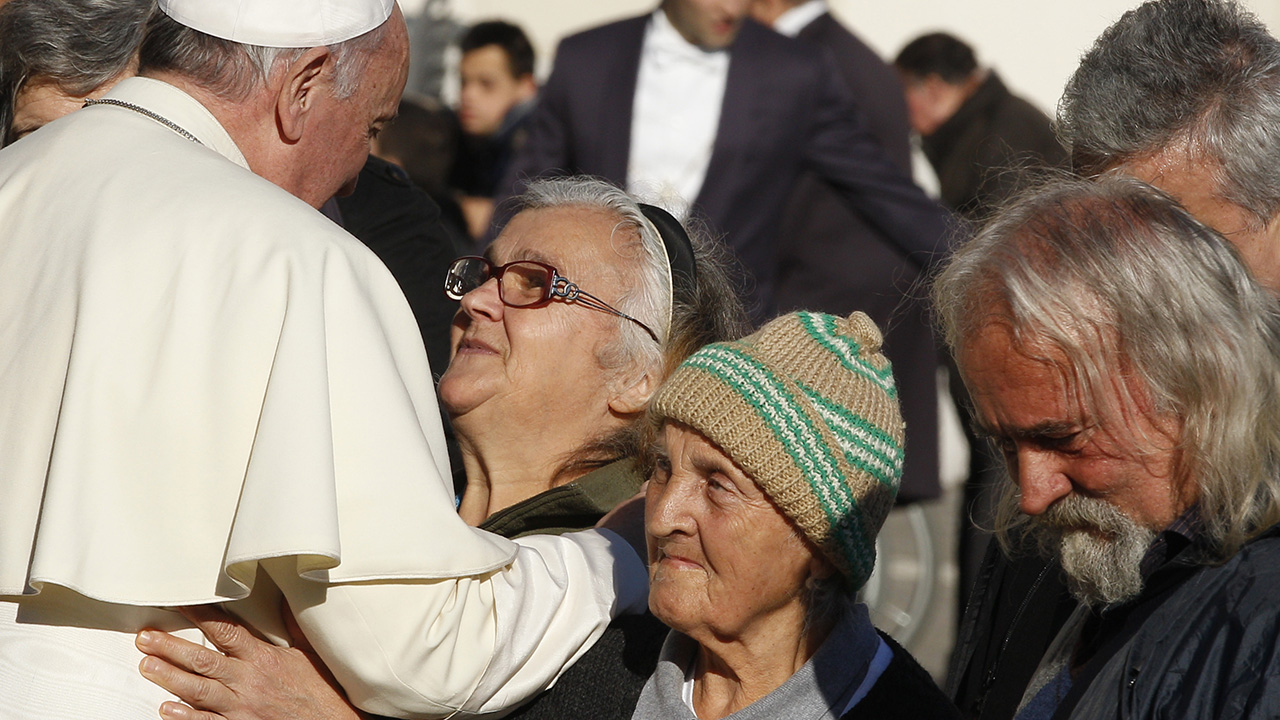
[498,14,952,317]
[951,525,1280,719]
[1060,524,1280,719]
[947,539,1076,720]
[922,72,1066,221]
[774,12,939,501]
[335,155,465,377]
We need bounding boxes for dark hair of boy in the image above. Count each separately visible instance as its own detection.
[459,20,535,79]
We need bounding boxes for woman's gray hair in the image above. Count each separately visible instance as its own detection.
[137,10,390,102]
[934,174,1280,559]
[518,178,672,386]
[0,0,155,146]
[1058,0,1280,229]
[516,177,749,387]
[515,177,749,475]
[803,574,855,633]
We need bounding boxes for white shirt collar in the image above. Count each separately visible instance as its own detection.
[627,9,731,206]
[649,8,729,65]
[774,0,828,37]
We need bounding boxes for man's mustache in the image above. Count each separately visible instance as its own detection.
[1036,494,1133,538]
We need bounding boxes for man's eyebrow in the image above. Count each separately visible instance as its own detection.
[973,419,1081,441]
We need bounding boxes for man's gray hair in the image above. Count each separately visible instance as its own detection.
[0,0,155,146]
[137,10,390,102]
[1058,0,1280,228]
[934,175,1280,558]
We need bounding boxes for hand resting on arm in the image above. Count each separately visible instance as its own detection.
[137,605,364,720]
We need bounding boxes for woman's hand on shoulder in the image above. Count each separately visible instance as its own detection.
[136,604,366,720]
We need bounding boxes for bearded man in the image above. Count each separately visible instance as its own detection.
[934,175,1280,719]
[947,3,1280,717]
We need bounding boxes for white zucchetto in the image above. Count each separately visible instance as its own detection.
[158,0,395,47]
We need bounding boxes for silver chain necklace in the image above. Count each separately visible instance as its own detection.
[82,97,203,145]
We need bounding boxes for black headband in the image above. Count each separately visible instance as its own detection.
[639,203,698,304]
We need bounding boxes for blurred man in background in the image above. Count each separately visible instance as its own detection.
[895,31,1066,221]
[749,0,940,504]
[498,0,953,320]
[452,20,538,241]
[895,29,1068,609]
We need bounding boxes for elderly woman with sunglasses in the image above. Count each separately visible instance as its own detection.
[133,177,748,720]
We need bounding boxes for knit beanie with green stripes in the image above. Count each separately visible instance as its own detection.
[650,310,904,590]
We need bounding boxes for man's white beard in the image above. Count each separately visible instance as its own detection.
[1037,495,1156,608]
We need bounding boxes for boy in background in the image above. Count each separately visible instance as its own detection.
[452,20,538,241]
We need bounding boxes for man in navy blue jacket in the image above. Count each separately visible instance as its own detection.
[496,0,953,321]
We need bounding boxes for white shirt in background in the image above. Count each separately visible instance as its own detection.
[627,9,730,210]
[773,0,828,37]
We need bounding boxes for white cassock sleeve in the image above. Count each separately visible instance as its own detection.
[265,529,647,719]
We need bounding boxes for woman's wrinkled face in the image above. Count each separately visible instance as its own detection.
[646,421,822,641]
[438,206,636,434]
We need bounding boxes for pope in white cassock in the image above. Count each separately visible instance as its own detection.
[0,0,647,717]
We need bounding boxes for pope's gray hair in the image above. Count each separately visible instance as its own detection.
[137,10,390,102]
[1059,0,1280,229]
[0,0,155,146]
[934,175,1280,559]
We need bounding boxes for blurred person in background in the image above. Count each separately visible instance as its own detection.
[497,0,953,320]
[895,29,1068,612]
[750,0,940,505]
[370,96,471,248]
[894,31,1067,222]
[329,149,466,380]
[451,20,538,242]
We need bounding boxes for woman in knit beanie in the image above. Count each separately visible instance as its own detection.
[634,310,959,720]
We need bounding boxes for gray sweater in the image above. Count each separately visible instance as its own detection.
[631,605,882,720]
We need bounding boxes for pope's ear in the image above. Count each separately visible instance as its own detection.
[276,46,332,142]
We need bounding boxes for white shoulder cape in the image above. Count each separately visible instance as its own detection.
[0,77,517,606]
